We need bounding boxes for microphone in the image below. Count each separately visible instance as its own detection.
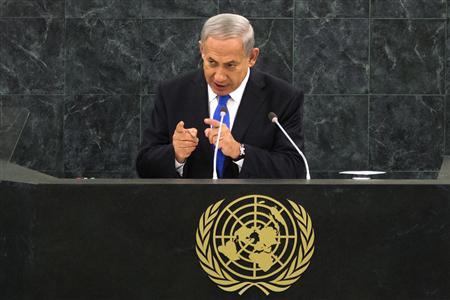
[212,107,227,180]
[268,112,311,180]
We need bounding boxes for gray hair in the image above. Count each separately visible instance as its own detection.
[200,13,255,56]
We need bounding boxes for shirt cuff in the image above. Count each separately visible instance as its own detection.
[175,159,185,176]
[232,158,244,173]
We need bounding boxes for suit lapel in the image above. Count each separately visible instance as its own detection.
[231,69,267,142]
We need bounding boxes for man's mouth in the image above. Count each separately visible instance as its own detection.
[213,82,227,88]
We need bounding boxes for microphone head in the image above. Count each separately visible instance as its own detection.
[268,112,278,123]
[220,107,227,117]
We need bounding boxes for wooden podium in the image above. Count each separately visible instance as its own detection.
[1,178,449,299]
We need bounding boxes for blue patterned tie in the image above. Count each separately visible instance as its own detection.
[213,95,230,178]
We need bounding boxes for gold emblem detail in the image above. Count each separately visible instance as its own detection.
[195,195,315,295]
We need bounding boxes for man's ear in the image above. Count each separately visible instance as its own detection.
[248,48,260,67]
[199,40,204,56]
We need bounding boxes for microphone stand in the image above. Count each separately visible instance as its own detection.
[269,112,311,180]
[212,108,227,180]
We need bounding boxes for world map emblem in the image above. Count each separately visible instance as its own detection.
[195,195,315,295]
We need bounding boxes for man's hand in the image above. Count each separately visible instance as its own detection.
[204,118,240,159]
[172,121,199,163]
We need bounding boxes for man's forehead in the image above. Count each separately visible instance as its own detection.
[202,45,246,63]
[204,36,244,46]
[203,36,245,51]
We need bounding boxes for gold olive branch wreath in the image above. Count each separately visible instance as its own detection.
[195,198,315,295]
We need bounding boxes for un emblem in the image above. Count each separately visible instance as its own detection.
[196,194,315,295]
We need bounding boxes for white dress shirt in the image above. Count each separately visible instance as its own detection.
[176,68,251,176]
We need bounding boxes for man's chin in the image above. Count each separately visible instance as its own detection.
[212,86,231,95]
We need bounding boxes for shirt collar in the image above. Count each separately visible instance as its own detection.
[207,68,251,104]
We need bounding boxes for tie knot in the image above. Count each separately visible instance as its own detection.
[218,95,230,106]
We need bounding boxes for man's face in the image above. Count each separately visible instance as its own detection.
[200,36,259,96]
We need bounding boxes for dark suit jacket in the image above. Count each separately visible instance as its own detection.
[136,68,305,179]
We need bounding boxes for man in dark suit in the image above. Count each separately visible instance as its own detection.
[136,13,305,179]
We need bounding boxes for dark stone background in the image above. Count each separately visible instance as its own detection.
[0,0,448,179]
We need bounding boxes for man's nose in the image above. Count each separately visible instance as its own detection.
[213,69,227,82]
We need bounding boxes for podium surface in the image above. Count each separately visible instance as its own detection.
[1,178,449,299]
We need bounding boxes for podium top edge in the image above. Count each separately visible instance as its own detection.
[4,178,450,186]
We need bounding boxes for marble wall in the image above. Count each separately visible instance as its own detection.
[0,0,448,178]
